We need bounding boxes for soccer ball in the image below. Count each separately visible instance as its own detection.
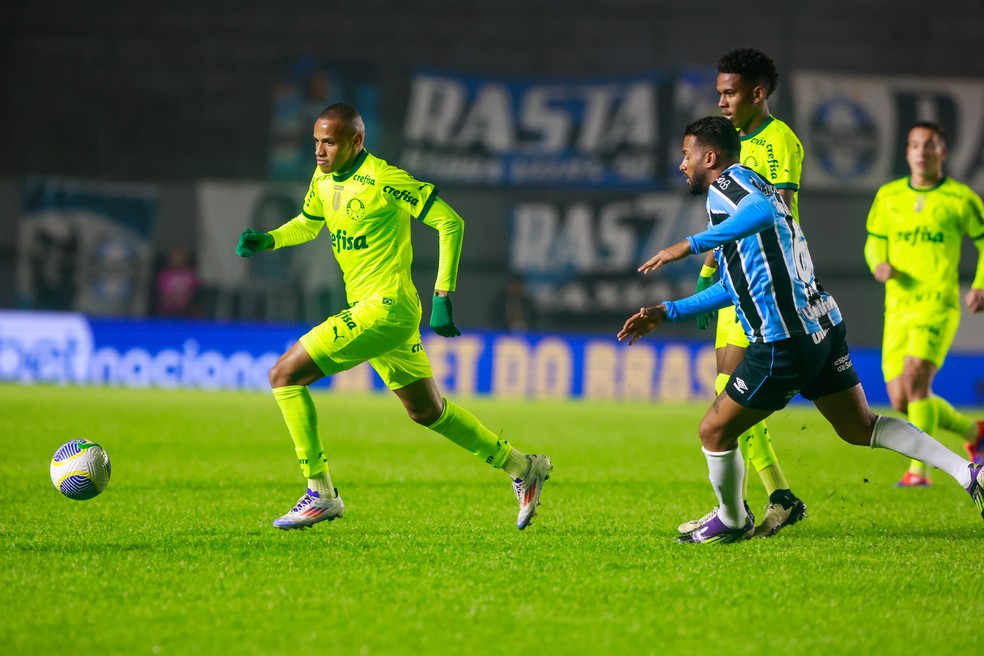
[50,439,112,500]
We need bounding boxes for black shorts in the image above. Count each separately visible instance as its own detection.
[725,320,861,411]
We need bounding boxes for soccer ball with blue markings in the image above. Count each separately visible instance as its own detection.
[50,439,112,500]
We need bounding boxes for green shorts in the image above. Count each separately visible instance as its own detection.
[881,304,960,381]
[299,295,432,390]
[714,304,749,350]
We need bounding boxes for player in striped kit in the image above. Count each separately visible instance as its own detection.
[683,48,807,538]
[618,116,984,544]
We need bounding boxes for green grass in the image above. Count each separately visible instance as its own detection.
[1,385,981,655]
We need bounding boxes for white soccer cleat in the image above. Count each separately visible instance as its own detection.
[513,454,553,530]
[272,488,344,529]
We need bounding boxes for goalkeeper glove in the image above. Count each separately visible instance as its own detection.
[429,295,461,337]
[695,272,716,330]
[235,229,274,257]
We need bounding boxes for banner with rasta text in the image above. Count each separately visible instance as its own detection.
[399,69,672,188]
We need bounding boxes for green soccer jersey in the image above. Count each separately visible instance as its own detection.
[739,116,804,222]
[865,176,984,311]
[271,150,456,306]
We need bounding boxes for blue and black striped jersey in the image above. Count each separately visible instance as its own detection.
[671,164,841,343]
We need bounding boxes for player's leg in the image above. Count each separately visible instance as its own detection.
[378,337,552,530]
[805,322,982,517]
[881,310,928,485]
[265,303,409,529]
[913,308,983,461]
[933,396,984,463]
[677,389,772,544]
[812,384,980,498]
[267,340,345,529]
[717,306,805,537]
[893,307,964,484]
[895,356,939,486]
[391,377,521,472]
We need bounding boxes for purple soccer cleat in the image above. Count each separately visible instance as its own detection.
[677,510,754,545]
[967,463,984,519]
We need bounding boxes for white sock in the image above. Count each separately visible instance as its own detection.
[307,473,336,498]
[703,446,747,528]
[503,447,530,480]
[871,416,972,488]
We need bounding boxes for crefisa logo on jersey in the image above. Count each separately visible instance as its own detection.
[809,98,878,179]
[331,228,370,253]
[383,185,419,207]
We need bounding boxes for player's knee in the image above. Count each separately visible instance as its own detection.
[407,405,441,426]
[698,419,734,452]
[833,414,877,446]
[901,368,933,398]
[268,360,295,388]
[889,395,908,415]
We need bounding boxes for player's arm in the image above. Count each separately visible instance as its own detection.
[420,196,463,295]
[420,196,464,336]
[777,188,795,213]
[665,280,732,321]
[770,129,802,213]
[863,189,896,284]
[688,195,774,253]
[694,253,718,330]
[618,282,731,344]
[639,197,773,274]
[268,213,325,249]
[968,236,984,312]
[966,193,984,312]
[235,174,325,257]
[618,283,731,345]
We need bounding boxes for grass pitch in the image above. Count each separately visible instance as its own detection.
[1,384,981,655]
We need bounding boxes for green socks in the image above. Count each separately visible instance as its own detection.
[931,396,974,439]
[427,398,514,471]
[272,385,329,479]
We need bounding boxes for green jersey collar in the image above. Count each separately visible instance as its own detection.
[907,176,946,192]
[332,149,369,182]
[739,115,775,141]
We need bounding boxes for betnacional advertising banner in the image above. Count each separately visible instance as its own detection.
[792,73,984,190]
[3,311,981,406]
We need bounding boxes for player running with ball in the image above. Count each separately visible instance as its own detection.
[236,103,552,530]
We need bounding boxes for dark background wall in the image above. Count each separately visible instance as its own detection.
[2,0,983,346]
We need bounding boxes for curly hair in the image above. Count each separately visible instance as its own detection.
[685,116,741,161]
[717,49,779,98]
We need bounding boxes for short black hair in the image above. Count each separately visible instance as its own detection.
[718,48,779,98]
[685,116,741,161]
[317,102,365,135]
[910,120,947,147]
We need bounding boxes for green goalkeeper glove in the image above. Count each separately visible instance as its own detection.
[235,229,274,257]
[429,295,461,337]
[695,273,716,330]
